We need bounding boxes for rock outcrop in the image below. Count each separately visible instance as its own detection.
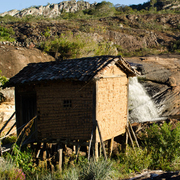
[0,0,95,18]
[0,45,55,78]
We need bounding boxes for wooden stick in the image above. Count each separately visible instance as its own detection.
[99,141,102,157]
[75,144,80,162]
[128,121,139,148]
[96,121,107,160]
[36,142,44,158]
[88,128,94,161]
[5,122,16,136]
[126,126,135,151]
[0,112,15,134]
[95,142,99,159]
[58,143,63,172]
[108,138,114,158]
[125,130,128,151]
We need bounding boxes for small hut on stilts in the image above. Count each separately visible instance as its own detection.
[4,55,136,170]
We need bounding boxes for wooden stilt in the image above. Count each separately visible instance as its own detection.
[57,143,63,171]
[73,141,76,154]
[96,121,107,160]
[43,143,47,160]
[99,141,102,157]
[126,126,135,151]
[108,138,114,158]
[95,142,99,159]
[36,142,44,158]
[128,121,140,148]
[88,128,94,161]
[75,144,80,161]
[125,130,128,151]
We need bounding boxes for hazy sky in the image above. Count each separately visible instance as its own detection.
[0,0,147,13]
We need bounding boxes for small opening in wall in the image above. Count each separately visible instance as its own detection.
[63,100,72,108]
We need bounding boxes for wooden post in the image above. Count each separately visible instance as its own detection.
[108,138,114,158]
[75,144,80,161]
[36,142,44,158]
[128,121,140,148]
[88,128,94,161]
[95,142,99,159]
[96,120,107,160]
[73,140,76,154]
[57,143,63,171]
[43,143,47,160]
[126,126,135,152]
[125,130,128,151]
[99,141,102,157]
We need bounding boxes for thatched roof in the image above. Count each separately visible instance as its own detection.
[5,56,136,87]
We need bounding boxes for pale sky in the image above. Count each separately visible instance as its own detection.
[0,0,148,14]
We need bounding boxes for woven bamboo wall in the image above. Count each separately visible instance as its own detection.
[36,81,94,141]
[96,65,128,142]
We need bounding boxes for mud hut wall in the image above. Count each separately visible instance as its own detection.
[96,65,128,142]
[36,81,94,141]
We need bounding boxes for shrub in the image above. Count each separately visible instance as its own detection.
[84,1,116,17]
[0,70,8,86]
[140,122,180,170]
[40,33,117,59]
[0,71,8,103]
[0,159,25,180]
[63,167,79,180]
[0,26,15,42]
[40,33,85,59]
[117,146,151,173]
[79,158,114,180]
[5,144,37,178]
[2,136,17,145]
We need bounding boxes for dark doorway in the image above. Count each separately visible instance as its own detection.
[21,93,37,125]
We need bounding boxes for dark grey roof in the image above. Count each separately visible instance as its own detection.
[5,56,136,87]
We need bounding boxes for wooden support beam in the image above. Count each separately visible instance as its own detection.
[128,121,139,148]
[57,143,63,171]
[5,122,16,136]
[36,142,44,158]
[75,144,80,161]
[95,142,99,159]
[99,141,102,157]
[0,112,15,134]
[108,138,114,158]
[126,126,135,151]
[88,128,94,161]
[96,120,107,160]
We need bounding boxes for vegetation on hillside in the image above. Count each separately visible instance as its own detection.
[0,0,180,58]
[0,26,15,42]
